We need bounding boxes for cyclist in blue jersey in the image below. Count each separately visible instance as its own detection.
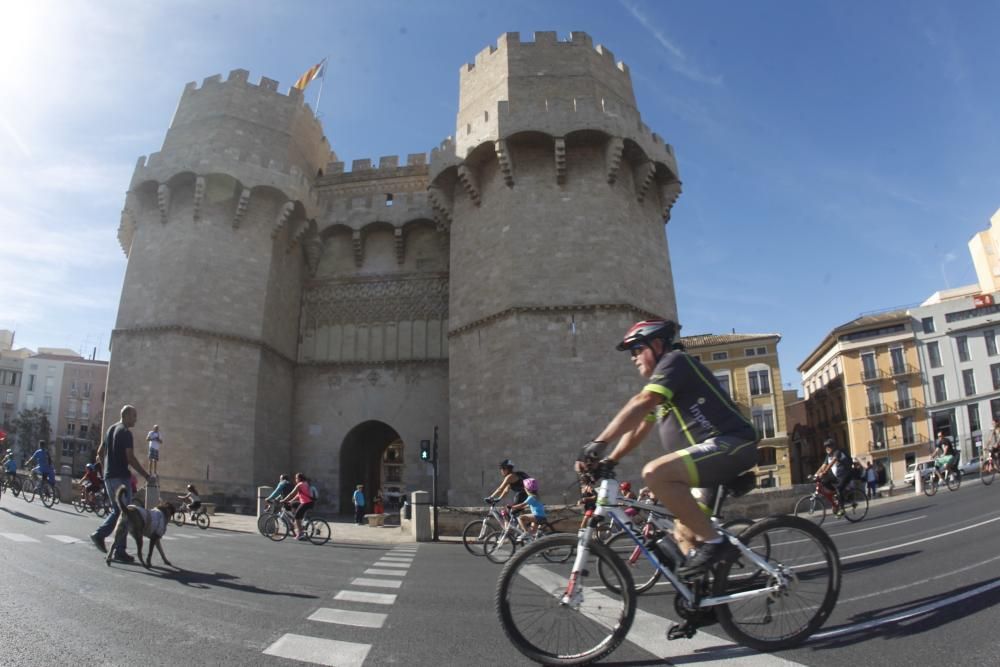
[25,441,55,485]
[579,320,759,575]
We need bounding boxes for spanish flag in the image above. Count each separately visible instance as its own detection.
[293,58,326,91]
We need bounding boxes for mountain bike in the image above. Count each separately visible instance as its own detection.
[461,498,506,556]
[924,464,961,495]
[21,471,59,508]
[482,505,566,564]
[72,487,110,517]
[495,462,840,664]
[794,476,868,525]
[1,473,23,498]
[173,502,212,529]
[261,503,331,545]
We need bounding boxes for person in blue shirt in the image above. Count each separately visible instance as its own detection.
[510,477,547,539]
[352,484,366,525]
[264,474,293,508]
[25,441,55,485]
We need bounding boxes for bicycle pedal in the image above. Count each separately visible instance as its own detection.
[667,623,698,640]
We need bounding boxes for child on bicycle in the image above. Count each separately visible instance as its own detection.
[79,463,103,505]
[3,449,16,484]
[510,477,546,539]
[179,484,202,514]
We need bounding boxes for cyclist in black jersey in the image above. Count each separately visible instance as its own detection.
[579,319,759,575]
[485,459,529,504]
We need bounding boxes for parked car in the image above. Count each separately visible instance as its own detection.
[960,457,981,475]
[904,461,934,485]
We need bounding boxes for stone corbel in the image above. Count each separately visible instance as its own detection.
[288,217,313,252]
[352,229,363,267]
[634,161,656,203]
[660,180,683,223]
[118,208,137,257]
[456,164,481,206]
[157,184,171,224]
[192,176,205,222]
[427,184,453,231]
[495,139,514,187]
[554,137,567,184]
[395,227,405,265]
[605,137,624,185]
[232,188,251,228]
[304,236,322,277]
[271,201,295,239]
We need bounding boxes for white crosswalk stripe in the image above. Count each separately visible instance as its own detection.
[371,560,408,568]
[47,535,81,543]
[308,608,387,628]
[334,590,397,605]
[263,633,371,667]
[350,577,402,589]
[363,568,406,576]
[0,533,39,542]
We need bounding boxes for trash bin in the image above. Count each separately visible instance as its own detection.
[58,465,73,502]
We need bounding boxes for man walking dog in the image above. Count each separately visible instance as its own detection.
[90,405,155,563]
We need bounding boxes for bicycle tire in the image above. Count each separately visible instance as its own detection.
[9,477,21,497]
[173,510,186,527]
[196,512,211,530]
[600,531,661,594]
[462,517,500,556]
[264,515,288,542]
[714,514,840,651]
[257,513,273,536]
[496,533,636,665]
[840,488,868,523]
[722,518,771,582]
[924,475,938,496]
[537,529,574,564]
[307,518,331,545]
[485,530,517,564]
[52,485,61,505]
[73,496,87,513]
[982,461,996,486]
[947,471,961,492]
[22,480,35,503]
[39,484,55,508]
[793,495,825,526]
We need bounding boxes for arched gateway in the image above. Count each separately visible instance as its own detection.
[339,420,405,514]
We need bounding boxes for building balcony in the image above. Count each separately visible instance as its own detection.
[890,363,917,377]
[895,398,922,412]
[869,441,888,453]
[861,369,886,382]
[865,402,889,417]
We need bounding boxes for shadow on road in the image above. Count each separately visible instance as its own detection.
[840,550,919,575]
[0,507,49,524]
[152,568,319,599]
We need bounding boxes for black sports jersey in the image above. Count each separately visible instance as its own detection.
[643,350,756,450]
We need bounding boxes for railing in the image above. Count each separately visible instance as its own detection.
[869,440,887,452]
[862,368,885,382]
[865,402,889,417]
[890,363,917,377]
[895,398,922,412]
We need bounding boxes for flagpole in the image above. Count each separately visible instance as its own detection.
[314,57,328,119]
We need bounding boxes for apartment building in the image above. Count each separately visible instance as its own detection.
[681,333,791,487]
[799,310,931,484]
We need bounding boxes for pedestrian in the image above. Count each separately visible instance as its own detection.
[146,424,162,476]
[865,462,878,500]
[373,491,384,515]
[876,461,887,486]
[353,483,365,525]
[90,404,154,563]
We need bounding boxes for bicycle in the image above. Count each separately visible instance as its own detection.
[261,503,330,545]
[172,502,212,529]
[924,463,961,495]
[72,486,110,517]
[794,476,868,525]
[981,448,999,486]
[21,471,59,508]
[495,462,840,664]
[1,473,23,498]
[600,477,768,596]
[482,505,565,564]
[461,498,505,556]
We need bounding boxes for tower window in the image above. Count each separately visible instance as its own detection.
[385,193,394,207]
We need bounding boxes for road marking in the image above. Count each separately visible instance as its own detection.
[48,535,81,543]
[263,633,370,667]
[335,590,396,605]
[840,552,1000,605]
[350,577,402,589]
[372,561,409,569]
[173,534,199,539]
[160,536,179,540]
[308,608,387,628]
[517,565,804,665]
[813,578,1000,641]
[824,515,927,538]
[0,533,39,542]
[838,515,1000,563]
[364,568,406,576]
[380,555,412,561]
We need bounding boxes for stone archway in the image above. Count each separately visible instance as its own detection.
[339,420,404,515]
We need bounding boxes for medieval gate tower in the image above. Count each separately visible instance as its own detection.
[108,32,681,510]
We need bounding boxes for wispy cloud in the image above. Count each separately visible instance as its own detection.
[619,0,723,86]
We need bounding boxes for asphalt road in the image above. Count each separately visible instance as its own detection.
[1,479,999,666]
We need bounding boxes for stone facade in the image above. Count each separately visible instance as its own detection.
[108,32,682,510]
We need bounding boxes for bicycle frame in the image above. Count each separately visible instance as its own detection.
[567,477,783,609]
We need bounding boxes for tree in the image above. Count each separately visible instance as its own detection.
[10,408,52,461]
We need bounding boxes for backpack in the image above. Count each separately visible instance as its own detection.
[852,465,866,482]
[309,484,319,502]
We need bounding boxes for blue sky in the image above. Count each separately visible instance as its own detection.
[2,1,998,391]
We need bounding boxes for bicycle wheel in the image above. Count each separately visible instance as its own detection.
[306,518,331,545]
[9,477,21,497]
[52,485,61,505]
[462,517,500,556]
[73,495,87,513]
[840,488,868,523]
[485,530,517,564]
[22,480,35,503]
[722,518,771,583]
[173,510,186,527]
[39,484,55,508]
[496,533,636,665]
[600,531,661,595]
[257,513,273,536]
[792,495,825,526]
[196,512,211,530]
[714,514,840,651]
[264,515,288,542]
[924,475,938,496]
[981,460,996,486]
[947,471,961,491]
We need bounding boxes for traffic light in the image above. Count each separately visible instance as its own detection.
[420,439,431,461]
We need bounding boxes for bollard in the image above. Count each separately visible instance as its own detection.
[145,476,160,509]
[58,465,73,503]
[257,486,273,519]
[914,467,923,495]
[412,490,431,542]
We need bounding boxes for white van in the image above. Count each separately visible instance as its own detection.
[903,461,933,485]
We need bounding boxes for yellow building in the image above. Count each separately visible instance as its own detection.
[681,333,791,488]
[798,310,930,484]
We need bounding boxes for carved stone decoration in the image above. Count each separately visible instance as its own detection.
[352,229,363,267]
[156,184,171,224]
[288,217,314,252]
[118,207,137,256]
[494,139,514,187]
[456,164,481,206]
[302,276,449,326]
[304,235,323,277]
[192,176,205,222]
[606,137,624,185]
[659,179,683,223]
[272,201,295,239]
[394,227,405,265]
[634,161,656,203]
[232,188,251,228]
[427,184,453,231]
[554,137,567,184]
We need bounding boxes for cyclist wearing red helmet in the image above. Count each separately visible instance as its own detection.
[580,319,758,574]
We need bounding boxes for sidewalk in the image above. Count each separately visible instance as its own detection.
[207,512,416,545]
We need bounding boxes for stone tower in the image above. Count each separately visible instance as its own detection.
[429,32,682,501]
[110,70,331,493]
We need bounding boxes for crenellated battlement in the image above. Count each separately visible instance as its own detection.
[460,31,630,82]
[181,68,306,101]
[133,146,311,189]
[322,153,429,178]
